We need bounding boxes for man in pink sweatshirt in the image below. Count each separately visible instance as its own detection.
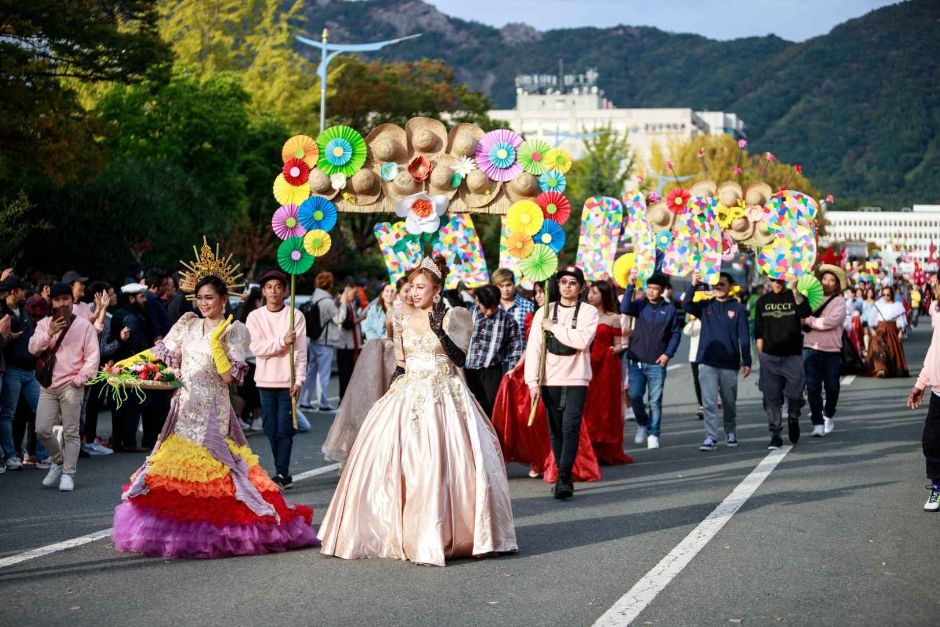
[28,283,99,492]
[907,276,940,512]
[525,266,598,500]
[246,270,307,489]
[803,265,847,438]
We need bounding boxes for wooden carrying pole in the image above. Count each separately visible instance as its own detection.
[289,273,298,430]
[528,278,551,426]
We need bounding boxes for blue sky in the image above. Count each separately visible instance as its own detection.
[421,0,899,41]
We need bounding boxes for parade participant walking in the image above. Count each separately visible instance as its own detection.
[685,273,751,451]
[867,285,910,378]
[803,265,848,437]
[0,275,40,471]
[493,269,534,367]
[620,272,682,449]
[28,283,99,491]
[755,279,811,448]
[683,314,704,420]
[581,280,632,464]
[299,272,339,411]
[319,256,516,565]
[465,283,524,417]
[245,270,307,490]
[525,265,599,499]
[907,278,940,511]
[112,246,316,558]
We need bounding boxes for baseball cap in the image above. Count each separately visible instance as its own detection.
[120,282,148,295]
[556,265,586,285]
[259,269,288,287]
[62,271,88,284]
[0,276,24,292]
[50,283,72,298]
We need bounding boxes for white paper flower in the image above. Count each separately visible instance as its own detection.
[330,172,347,190]
[455,156,475,177]
[394,192,449,234]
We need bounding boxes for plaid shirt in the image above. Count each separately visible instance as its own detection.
[466,306,524,370]
[502,294,535,343]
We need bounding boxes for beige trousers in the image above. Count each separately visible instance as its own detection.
[35,385,84,476]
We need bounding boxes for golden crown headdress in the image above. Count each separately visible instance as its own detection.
[179,237,244,300]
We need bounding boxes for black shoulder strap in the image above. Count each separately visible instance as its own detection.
[571,299,582,329]
[551,302,559,323]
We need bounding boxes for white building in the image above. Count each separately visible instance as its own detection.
[487,70,745,163]
[696,111,747,140]
[822,205,940,261]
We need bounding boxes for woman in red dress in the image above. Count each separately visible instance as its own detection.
[582,281,633,465]
[491,281,601,483]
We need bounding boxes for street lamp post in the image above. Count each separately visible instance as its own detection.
[296,29,422,133]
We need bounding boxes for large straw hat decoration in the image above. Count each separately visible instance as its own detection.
[406,117,448,157]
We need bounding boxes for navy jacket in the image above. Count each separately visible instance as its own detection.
[620,285,682,364]
[683,286,751,370]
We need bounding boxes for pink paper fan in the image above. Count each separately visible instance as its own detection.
[475,129,523,182]
[272,204,306,240]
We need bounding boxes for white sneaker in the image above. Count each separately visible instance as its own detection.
[81,443,96,456]
[58,474,74,492]
[0,465,6,475]
[296,412,311,433]
[249,418,263,432]
[647,435,660,449]
[626,407,636,420]
[634,426,648,444]
[824,417,835,434]
[88,442,113,455]
[5,456,23,471]
[811,425,825,437]
[42,463,63,488]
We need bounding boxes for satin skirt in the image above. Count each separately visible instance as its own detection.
[318,355,518,566]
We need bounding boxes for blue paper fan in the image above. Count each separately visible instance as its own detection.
[298,196,338,233]
[533,220,566,253]
[539,170,567,193]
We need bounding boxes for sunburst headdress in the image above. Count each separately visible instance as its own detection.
[179,237,245,300]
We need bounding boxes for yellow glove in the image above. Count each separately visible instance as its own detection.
[115,349,156,369]
[210,315,233,375]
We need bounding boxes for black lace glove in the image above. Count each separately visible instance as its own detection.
[390,365,405,384]
[428,299,467,368]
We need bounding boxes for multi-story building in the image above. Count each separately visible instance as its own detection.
[822,205,940,261]
[487,70,745,162]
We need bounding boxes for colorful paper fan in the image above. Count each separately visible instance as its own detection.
[613,253,636,288]
[518,139,552,176]
[539,170,567,193]
[298,196,338,232]
[534,220,566,253]
[655,229,673,249]
[506,200,544,235]
[272,204,306,240]
[281,135,318,166]
[475,129,522,182]
[273,174,310,206]
[317,125,367,176]
[505,231,535,259]
[535,191,571,224]
[282,158,310,186]
[519,244,558,282]
[277,237,314,275]
[544,148,572,174]
[796,273,825,311]
[303,230,332,257]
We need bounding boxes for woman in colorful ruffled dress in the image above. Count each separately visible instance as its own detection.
[112,269,317,559]
[322,279,412,464]
[318,256,516,566]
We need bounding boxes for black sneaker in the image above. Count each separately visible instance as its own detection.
[768,434,783,450]
[787,418,800,444]
[553,480,573,500]
[272,474,293,490]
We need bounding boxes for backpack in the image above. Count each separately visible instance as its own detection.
[301,297,329,341]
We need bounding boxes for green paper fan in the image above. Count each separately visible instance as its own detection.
[277,237,315,275]
[796,274,824,311]
[316,125,367,177]
[518,139,552,176]
[520,244,558,282]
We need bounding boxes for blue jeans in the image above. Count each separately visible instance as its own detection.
[0,367,41,460]
[629,361,667,437]
[803,349,841,425]
[300,343,335,408]
[259,388,295,477]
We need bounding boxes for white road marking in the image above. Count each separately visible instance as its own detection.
[592,446,792,627]
[666,364,684,371]
[840,375,856,386]
[0,462,340,570]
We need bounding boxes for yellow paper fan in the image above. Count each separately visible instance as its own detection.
[544,148,572,174]
[273,173,311,206]
[506,200,544,235]
[303,229,332,257]
[613,253,635,288]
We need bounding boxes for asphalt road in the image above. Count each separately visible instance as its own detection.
[1,327,937,626]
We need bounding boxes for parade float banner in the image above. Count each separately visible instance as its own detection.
[576,196,623,283]
[662,195,722,284]
[374,221,422,284]
[432,213,490,289]
[622,192,657,286]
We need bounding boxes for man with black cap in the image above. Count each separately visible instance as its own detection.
[525,265,598,500]
[245,270,307,489]
[0,275,40,472]
[28,283,99,491]
[621,271,682,449]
